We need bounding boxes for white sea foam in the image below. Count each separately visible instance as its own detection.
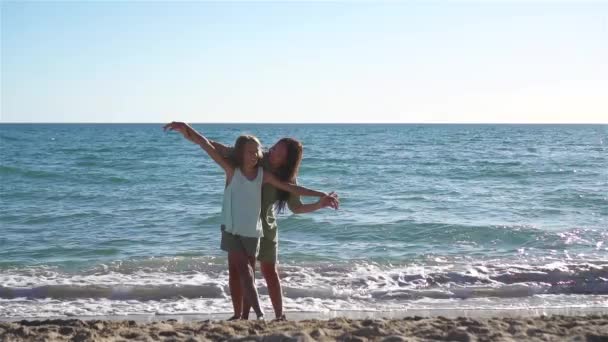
[1,260,608,318]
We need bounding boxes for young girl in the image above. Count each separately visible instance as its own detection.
[163,123,330,320]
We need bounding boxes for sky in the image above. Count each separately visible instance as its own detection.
[1,1,607,123]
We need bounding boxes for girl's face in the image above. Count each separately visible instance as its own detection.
[268,141,287,168]
[242,141,262,169]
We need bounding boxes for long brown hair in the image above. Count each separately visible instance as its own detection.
[232,135,262,169]
[274,138,303,213]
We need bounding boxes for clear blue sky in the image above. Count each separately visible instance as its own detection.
[1,1,606,123]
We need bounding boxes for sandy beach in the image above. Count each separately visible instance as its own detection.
[1,314,607,341]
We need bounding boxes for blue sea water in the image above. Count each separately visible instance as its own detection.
[0,123,607,318]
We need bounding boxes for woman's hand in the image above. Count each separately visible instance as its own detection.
[320,192,340,210]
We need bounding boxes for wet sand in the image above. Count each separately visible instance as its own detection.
[1,314,607,341]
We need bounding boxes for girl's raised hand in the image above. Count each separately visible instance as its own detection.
[163,121,188,133]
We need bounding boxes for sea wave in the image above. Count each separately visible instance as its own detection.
[0,166,63,180]
[0,284,225,300]
[1,261,607,301]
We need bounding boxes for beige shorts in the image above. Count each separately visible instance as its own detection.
[220,225,260,257]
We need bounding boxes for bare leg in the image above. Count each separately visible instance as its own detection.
[228,253,243,319]
[240,257,257,319]
[232,252,264,318]
[261,261,284,319]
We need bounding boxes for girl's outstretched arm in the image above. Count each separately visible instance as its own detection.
[209,140,233,158]
[164,122,233,174]
[185,126,233,158]
[163,122,232,157]
[263,172,327,198]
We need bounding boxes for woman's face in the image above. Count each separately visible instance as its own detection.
[243,141,262,169]
[268,141,287,168]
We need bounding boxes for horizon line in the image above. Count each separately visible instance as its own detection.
[1,122,607,125]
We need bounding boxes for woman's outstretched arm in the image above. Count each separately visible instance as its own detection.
[290,192,340,213]
[164,122,233,173]
[263,172,327,198]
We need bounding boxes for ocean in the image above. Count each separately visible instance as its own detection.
[1,123,607,319]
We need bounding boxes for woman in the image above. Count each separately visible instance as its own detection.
[166,122,339,320]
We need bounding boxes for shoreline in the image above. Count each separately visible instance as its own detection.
[1,314,607,341]
[2,306,608,323]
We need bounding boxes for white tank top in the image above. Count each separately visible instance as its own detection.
[221,167,264,238]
